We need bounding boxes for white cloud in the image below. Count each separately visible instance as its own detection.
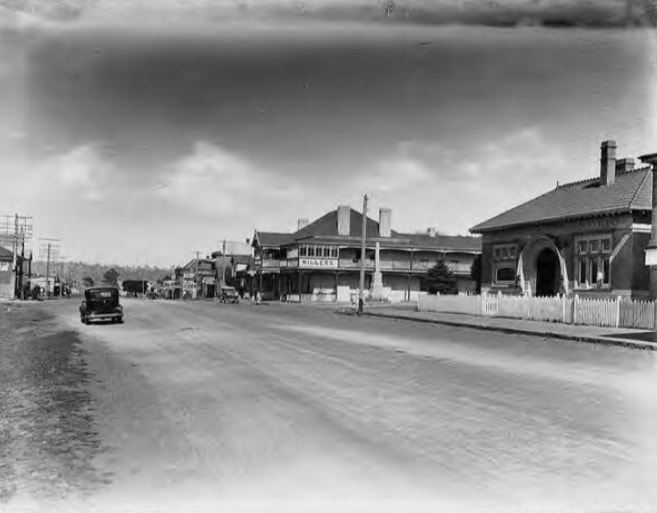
[36,144,115,201]
[346,127,567,235]
[158,141,301,218]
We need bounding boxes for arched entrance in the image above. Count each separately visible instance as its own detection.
[516,234,569,297]
[535,248,560,297]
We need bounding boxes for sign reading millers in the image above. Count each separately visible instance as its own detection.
[299,258,338,269]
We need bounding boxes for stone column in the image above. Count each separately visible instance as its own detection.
[371,241,385,300]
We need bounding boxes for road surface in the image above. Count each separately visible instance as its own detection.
[2,298,656,512]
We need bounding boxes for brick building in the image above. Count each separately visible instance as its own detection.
[470,140,656,299]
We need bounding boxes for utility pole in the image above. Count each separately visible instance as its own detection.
[45,243,51,299]
[222,239,227,288]
[358,194,368,315]
[11,214,18,300]
[195,250,200,299]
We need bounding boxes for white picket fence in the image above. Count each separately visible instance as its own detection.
[418,292,657,330]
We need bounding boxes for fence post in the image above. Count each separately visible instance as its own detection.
[480,291,486,316]
[562,294,566,324]
[615,296,621,328]
[572,294,579,325]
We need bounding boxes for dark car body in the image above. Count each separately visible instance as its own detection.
[218,285,239,304]
[79,287,124,324]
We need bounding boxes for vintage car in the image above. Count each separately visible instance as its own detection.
[79,286,124,324]
[218,285,240,304]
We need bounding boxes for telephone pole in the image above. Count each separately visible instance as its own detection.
[1,214,33,300]
[195,250,200,299]
[222,239,227,288]
[38,238,60,299]
[358,194,368,315]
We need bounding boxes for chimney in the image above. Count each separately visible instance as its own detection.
[427,227,436,237]
[600,140,617,186]
[337,205,351,236]
[379,208,392,237]
[616,157,635,174]
[297,218,309,231]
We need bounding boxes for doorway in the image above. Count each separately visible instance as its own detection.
[535,248,560,297]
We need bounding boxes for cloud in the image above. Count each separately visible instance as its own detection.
[158,141,301,218]
[0,0,648,30]
[347,127,567,234]
[35,144,115,201]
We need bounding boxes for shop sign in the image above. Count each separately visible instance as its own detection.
[287,259,298,268]
[299,258,338,269]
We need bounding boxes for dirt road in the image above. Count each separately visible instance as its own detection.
[2,298,656,512]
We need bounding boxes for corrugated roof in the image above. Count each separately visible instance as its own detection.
[294,208,399,239]
[470,167,653,233]
[0,246,13,260]
[396,233,482,252]
[253,208,480,252]
[230,254,253,266]
[254,232,295,248]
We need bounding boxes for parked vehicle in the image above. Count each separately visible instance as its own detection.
[79,286,124,324]
[218,285,240,304]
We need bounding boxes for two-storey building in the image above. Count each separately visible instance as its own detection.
[181,257,216,299]
[252,206,481,302]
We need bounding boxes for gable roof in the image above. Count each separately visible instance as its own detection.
[253,231,294,248]
[294,208,400,240]
[0,245,13,260]
[230,254,253,266]
[470,167,653,233]
[253,208,481,253]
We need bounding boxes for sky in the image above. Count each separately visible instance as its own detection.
[1,0,656,266]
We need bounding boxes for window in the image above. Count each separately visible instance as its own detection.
[493,243,518,262]
[323,247,330,257]
[492,244,518,285]
[574,234,612,289]
[496,266,516,283]
[300,246,307,257]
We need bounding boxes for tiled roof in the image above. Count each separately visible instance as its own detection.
[470,167,653,233]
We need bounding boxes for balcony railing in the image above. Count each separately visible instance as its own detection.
[338,259,375,269]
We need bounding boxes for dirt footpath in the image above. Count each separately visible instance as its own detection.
[0,302,109,509]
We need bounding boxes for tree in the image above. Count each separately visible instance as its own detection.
[421,259,457,295]
[470,254,482,294]
[122,280,149,296]
[103,268,119,287]
[82,276,94,288]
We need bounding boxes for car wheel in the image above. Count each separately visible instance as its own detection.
[117,317,124,324]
